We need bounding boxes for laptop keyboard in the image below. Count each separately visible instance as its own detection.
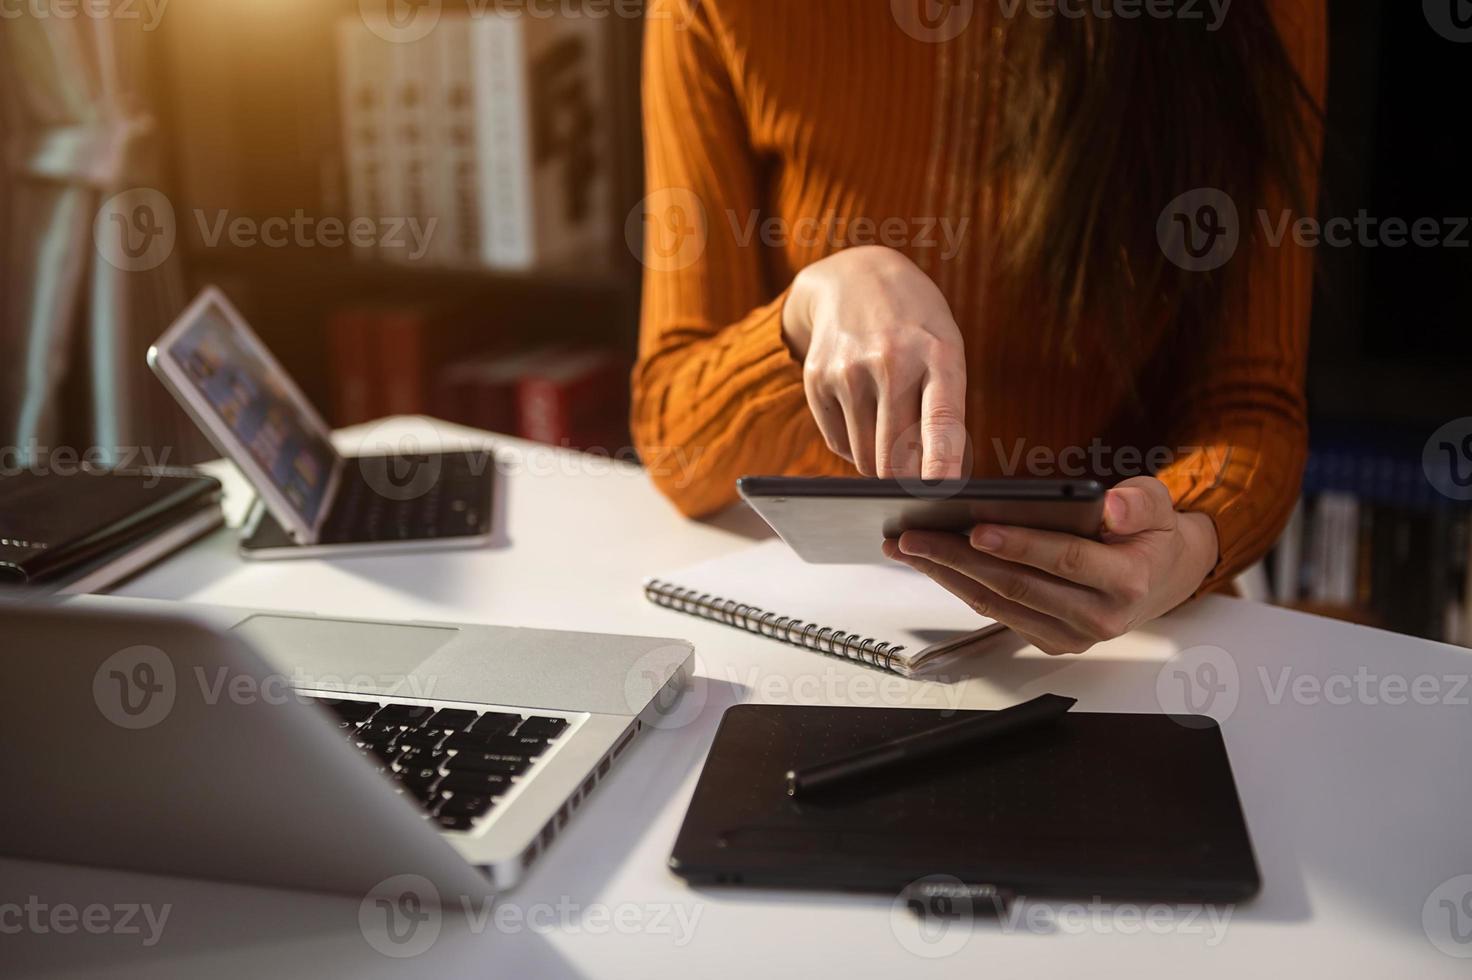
[308,696,570,832]
[323,451,494,543]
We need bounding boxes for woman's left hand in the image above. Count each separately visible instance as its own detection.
[882,476,1220,655]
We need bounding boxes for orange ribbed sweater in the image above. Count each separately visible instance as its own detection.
[632,0,1326,590]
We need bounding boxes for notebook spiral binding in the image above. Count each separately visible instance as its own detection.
[642,580,907,675]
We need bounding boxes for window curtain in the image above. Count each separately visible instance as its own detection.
[0,9,198,468]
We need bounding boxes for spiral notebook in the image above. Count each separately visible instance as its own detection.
[643,539,1003,677]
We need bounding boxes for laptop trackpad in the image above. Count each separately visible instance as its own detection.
[232,615,457,696]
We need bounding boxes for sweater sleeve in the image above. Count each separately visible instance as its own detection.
[1155,0,1327,591]
[631,0,849,518]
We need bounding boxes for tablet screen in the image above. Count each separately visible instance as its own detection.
[167,306,335,527]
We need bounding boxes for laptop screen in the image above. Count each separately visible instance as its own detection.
[167,307,335,527]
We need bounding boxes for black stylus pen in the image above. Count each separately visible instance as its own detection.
[785,692,1078,798]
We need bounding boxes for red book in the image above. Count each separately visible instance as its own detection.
[377,309,429,416]
[326,309,380,425]
[515,348,628,450]
[436,347,564,434]
[373,304,491,419]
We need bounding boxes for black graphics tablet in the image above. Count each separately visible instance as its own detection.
[670,704,1261,904]
[736,476,1106,564]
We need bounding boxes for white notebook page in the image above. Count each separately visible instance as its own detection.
[647,539,1000,669]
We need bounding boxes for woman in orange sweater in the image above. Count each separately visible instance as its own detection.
[632,1,1325,655]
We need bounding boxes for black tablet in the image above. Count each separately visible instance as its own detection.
[736,476,1106,564]
[669,704,1261,904]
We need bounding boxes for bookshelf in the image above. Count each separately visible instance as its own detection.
[149,0,647,423]
[1278,2,1472,646]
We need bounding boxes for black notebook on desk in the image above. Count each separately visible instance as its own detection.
[0,470,222,590]
[670,704,1261,904]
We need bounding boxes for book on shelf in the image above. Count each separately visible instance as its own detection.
[434,346,560,435]
[431,345,628,450]
[469,10,609,269]
[515,347,627,450]
[336,19,393,262]
[326,308,381,425]
[336,11,611,272]
[435,18,483,265]
[1268,440,1471,647]
[385,32,442,266]
[324,304,495,427]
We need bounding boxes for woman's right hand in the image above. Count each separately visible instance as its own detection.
[782,246,969,479]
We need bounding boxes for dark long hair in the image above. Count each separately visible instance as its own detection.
[991,2,1322,359]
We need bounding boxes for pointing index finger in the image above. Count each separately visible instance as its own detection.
[918,365,966,480]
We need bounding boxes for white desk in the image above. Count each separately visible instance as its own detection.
[8,417,1471,979]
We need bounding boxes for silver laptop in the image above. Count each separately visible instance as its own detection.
[148,286,496,560]
[0,595,693,896]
